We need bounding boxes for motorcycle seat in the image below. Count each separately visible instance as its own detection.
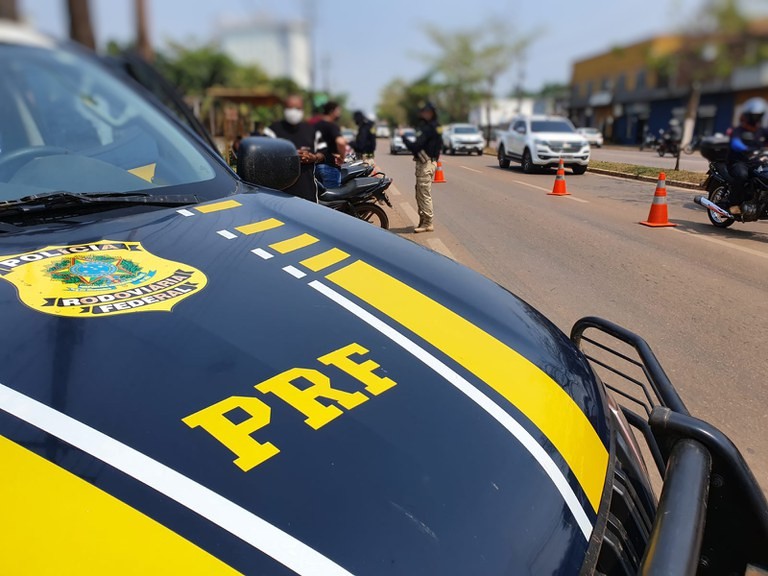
[319,177,382,201]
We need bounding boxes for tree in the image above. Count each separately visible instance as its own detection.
[134,0,153,62]
[418,18,532,135]
[66,0,96,50]
[376,78,409,126]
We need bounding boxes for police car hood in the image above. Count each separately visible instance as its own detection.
[0,190,609,575]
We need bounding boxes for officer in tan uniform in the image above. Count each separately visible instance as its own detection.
[403,101,442,233]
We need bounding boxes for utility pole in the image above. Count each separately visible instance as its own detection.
[67,0,96,51]
[0,0,19,21]
[135,0,153,62]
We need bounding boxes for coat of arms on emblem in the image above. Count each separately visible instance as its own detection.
[0,241,207,317]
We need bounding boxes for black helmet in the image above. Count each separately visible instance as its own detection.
[741,97,767,128]
[353,110,366,125]
[419,101,437,116]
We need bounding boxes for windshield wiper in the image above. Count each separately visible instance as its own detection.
[0,191,198,222]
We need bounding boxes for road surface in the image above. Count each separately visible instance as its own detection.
[374,142,768,489]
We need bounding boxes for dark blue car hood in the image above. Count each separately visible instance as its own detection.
[0,189,610,575]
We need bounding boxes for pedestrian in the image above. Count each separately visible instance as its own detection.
[314,101,347,189]
[352,110,377,164]
[402,101,442,233]
[268,94,326,202]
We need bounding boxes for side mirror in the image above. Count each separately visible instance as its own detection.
[237,137,300,191]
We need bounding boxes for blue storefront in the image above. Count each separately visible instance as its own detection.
[611,93,735,145]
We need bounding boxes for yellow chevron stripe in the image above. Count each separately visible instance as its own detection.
[0,436,240,575]
[326,260,608,511]
[270,233,319,254]
[196,199,242,213]
[301,248,351,271]
[236,218,284,235]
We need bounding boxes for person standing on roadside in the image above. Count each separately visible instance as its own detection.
[352,110,377,164]
[314,101,347,189]
[403,101,441,233]
[268,94,325,202]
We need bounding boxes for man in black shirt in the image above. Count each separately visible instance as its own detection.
[268,95,325,202]
[314,101,347,189]
[403,101,442,233]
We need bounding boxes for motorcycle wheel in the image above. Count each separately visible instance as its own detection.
[657,147,665,157]
[683,144,694,155]
[353,202,389,229]
[707,183,735,228]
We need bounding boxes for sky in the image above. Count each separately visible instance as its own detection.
[16,0,744,115]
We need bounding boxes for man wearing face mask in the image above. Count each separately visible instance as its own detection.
[269,94,324,202]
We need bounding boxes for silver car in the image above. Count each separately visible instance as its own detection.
[443,123,485,155]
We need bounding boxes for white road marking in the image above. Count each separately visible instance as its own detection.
[673,228,768,260]
[511,179,588,202]
[283,265,307,278]
[251,248,273,260]
[399,202,420,226]
[216,230,237,240]
[0,382,354,576]
[460,165,483,174]
[176,209,195,217]
[308,280,594,541]
[426,238,456,260]
[512,180,550,193]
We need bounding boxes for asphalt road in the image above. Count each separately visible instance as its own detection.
[374,142,768,490]
[591,145,711,172]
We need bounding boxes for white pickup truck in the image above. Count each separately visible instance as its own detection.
[496,115,590,174]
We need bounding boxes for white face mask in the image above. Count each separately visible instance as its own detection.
[284,108,304,125]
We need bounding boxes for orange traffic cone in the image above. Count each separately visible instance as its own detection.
[640,172,677,227]
[433,160,446,183]
[548,158,570,196]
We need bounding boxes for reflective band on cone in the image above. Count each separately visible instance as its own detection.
[640,172,677,227]
[548,158,571,196]
[433,161,446,183]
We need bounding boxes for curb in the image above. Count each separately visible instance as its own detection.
[587,168,703,190]
[482,149,704,191]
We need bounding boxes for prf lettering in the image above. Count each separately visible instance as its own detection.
[182,343,396,471]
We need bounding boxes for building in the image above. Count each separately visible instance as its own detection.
[216,18,311,89]
[569,21,768,145]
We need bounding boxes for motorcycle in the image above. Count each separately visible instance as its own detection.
[683,135,702,155]
[656,130,681,157]
[639,132,658,151]
[694,144,768,228]
[318,175,393,229]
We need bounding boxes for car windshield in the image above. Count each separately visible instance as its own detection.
[402,129,415,137]
[453,126,479,134]
[531,120,575,133]
[580,128,599,134]
[0,43,221,203]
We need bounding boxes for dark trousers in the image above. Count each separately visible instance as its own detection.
[730,162,750,206]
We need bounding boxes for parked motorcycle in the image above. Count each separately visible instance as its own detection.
[656,130,681,157]
[639,132,658,151]
[683,135,703,155]
[693,138,768,228]
[318,176,393,229]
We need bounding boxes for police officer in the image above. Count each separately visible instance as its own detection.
[727,97,768,215]
[403,101,442,233]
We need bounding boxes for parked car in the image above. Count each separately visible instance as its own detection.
[442,123,485,155]
[576,127,604,148]
[389,128,415,154]
[496,115,590,174]
[375,123,391,138]
[2,22,766,575]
